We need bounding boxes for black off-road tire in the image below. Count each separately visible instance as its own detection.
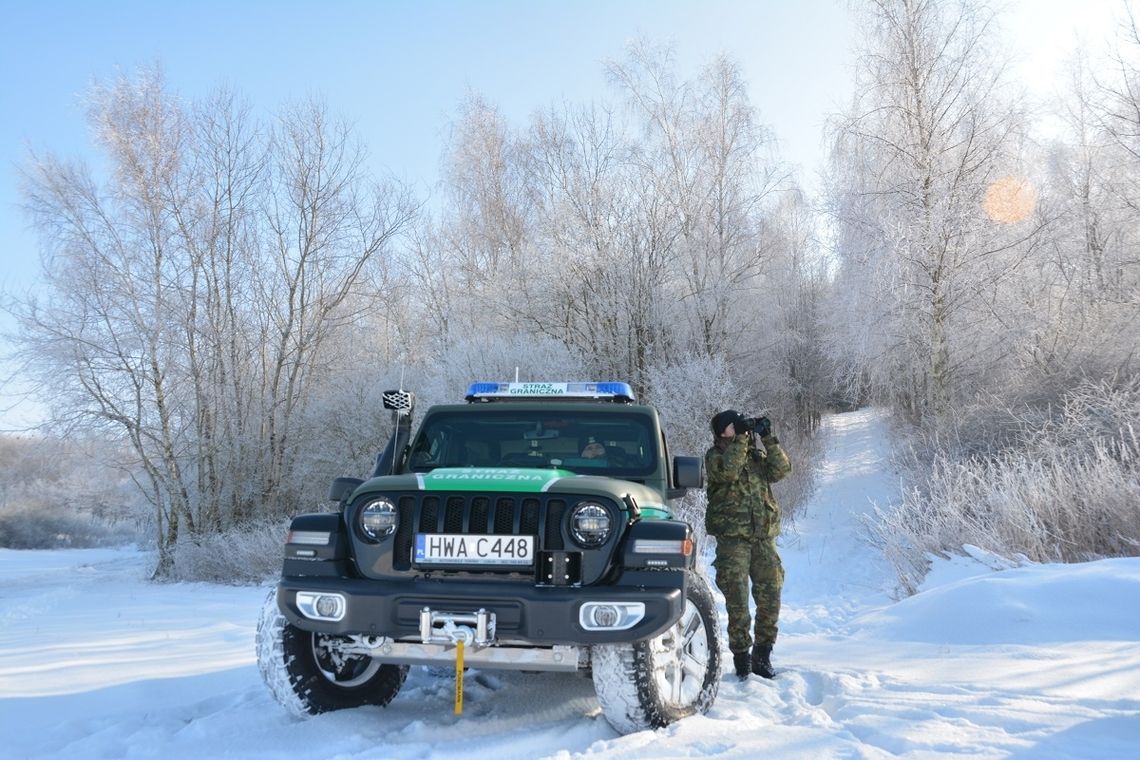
[590,571,722,733]
[256,590,408,717]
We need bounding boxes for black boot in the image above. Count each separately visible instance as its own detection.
[751,644,775,679]
[733,651,750,679]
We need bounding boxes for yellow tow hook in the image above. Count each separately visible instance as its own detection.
[454,639,465,715]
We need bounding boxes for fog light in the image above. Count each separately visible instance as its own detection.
[316,596,341,618]
[296,592,346,622]
[591,604,620,628]
[579,601,645,631]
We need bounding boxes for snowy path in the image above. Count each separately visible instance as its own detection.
[781,408,899,628]
[2,408,1138,759]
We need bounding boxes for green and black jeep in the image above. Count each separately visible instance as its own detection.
[257,381,721,733]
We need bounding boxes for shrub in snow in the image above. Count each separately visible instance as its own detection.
[867,378,1140,594]
[168,518,291,584]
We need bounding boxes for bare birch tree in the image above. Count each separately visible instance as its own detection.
[17,70,197,573]
[827,0,1036,420]
[522,100,675,390]
[1020,18,1140,392]
[606,43,785,360]
[762,188,832,434]
[257,99,416,517]
[13,71,415,575]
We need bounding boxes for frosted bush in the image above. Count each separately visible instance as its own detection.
[867,378,1140,592]
[169,519,291,584]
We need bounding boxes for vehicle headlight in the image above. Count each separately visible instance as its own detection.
[570,502,611,548]
[360,497,398,541]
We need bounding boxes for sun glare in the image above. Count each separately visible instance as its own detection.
[983,176,1037,224]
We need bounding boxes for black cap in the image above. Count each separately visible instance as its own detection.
[710,409,740,436]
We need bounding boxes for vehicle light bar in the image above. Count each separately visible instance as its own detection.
[465,382,635,402]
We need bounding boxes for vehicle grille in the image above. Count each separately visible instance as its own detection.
[392,492,567,571]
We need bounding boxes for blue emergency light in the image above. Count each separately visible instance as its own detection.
[465,381,636,403]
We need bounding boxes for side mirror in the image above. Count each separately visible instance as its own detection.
[672,456,705,492]
[328,477,364,504]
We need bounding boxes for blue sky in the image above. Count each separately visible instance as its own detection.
[0,0,858,294]
[0,0,1126,428]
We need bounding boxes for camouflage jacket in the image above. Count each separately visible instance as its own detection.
[704,433,792,540]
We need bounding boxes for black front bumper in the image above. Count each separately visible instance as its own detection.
[277,571,686,645]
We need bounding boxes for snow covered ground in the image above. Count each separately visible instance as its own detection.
[2,408,1138,759]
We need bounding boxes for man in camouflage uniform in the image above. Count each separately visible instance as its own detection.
[705,409,792,679]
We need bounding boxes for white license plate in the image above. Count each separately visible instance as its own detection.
[414,534,534,565]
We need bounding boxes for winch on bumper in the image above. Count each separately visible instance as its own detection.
[276,571,686,645]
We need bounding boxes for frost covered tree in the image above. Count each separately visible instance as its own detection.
[606,43,786,362]
[418,42,818,431]
[437,94,533,336]
[979,18,1140,409]
[760,189,832,434]
[1080,10,1140,367]
[1019,53,1138,396]
[826,0,1037,420]
[14,70,414,575]
[851,6,1140,569]
[256,98,415,519]
[523,99,675,390]
[17,70,203,573]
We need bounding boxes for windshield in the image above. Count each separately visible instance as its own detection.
[407,409,656,478]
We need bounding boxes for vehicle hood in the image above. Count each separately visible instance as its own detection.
[354,467,670,517]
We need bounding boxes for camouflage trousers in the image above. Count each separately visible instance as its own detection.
[711,536,784,653]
